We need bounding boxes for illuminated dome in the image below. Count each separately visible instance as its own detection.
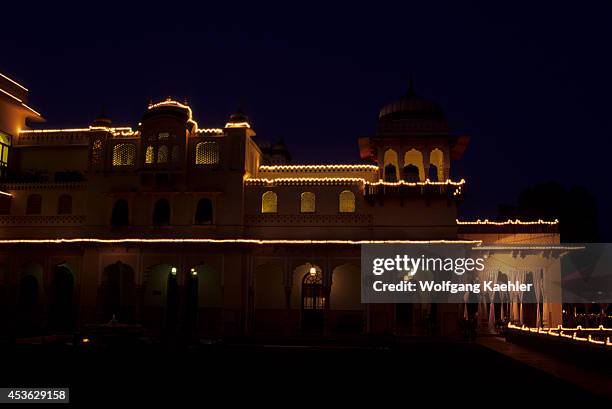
[225,108,251,128]
[377,85,449,135]
[142,99,191,123]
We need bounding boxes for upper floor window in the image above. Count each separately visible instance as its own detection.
[57,194,72,215]
[111,199,129,226]
[300,192,315,213]
[157,145,168,163]
[145,145,154,164]
[112,143,136,167]
[26,194,42,214]
[0,132,10,169]
[91,138,104,166]
[195,198,213,224]
[339,190,355,213]
[195,141,219,165]
[152,198,170,225]
[261,191,277,213]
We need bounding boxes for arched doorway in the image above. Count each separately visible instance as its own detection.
[143,264,179,333]
[301,267,325,332]
[187,264,222,335]
[101,262,135,322]
[17,263,43,335]
[48,264,75,331]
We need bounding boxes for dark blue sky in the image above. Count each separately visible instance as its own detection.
[3,1,611,237]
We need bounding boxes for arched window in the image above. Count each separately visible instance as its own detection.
[403,149,424,181]
[112,144,136,166]
[300,192,315,213]
[195,141,219,165]
[428,164,439,182]
[383,149,399,181]
[145,145,154,164]
[157,145,168,164]
[57,194,72,215]
[429,148,444,181]
[339,190,355,213]
[261,191,277,213]
[110,199,129,226]
[171,145,181,163]
[195,198,213,224]
[26,194,42,214]
[152,198,170,225]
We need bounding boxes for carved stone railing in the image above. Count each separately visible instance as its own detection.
[0,215,86,225]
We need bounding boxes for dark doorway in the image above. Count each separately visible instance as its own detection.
[195,198,213,224]
[184,271,199,336]
[49,265,74,330]
[403,164,420,182]
[111,199,129,226]
[301,270,325,332]
[384,164,397,182]
[153,198,170,226]
[102,262,135,322]
[428,164,439,182]
[166,271,179,331]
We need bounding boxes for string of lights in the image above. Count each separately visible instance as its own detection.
[0,238,482,245]
[259,164,380,172]
[0,72,28,91]
[456,219,559,225]
[507,323,612,347]
[245,177,466,187]
[0,87,41,116]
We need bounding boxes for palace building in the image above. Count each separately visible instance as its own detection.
[0,71,562,339]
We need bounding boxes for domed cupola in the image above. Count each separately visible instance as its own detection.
[142,98,192,123]
[377,83,449,135]
[225,108,251,128]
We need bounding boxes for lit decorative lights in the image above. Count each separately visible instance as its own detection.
[259,164,380,172]
[225,121,251,128]
[148,99,224,134]
[456,219,559,225]
[0,238,482,245]
[0,191,12,197]
[246,177,466,187]
[0,72,28,91]
[0,87,41,117]
[20,126,137,137]
[507,323,612,347]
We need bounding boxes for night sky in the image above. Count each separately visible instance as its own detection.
[3,2,611,238]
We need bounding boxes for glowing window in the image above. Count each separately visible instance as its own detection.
[158,132,170,140]
[91,138,103,165]
[112,144,136,166]
[429,148,444,182]
[157,145,168,163]
[195,142,219,165]
[171,145,180,163]
[339,190,355,213]
[300,192,315,213]
[261,191,277,213]
[145,145,154,164]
